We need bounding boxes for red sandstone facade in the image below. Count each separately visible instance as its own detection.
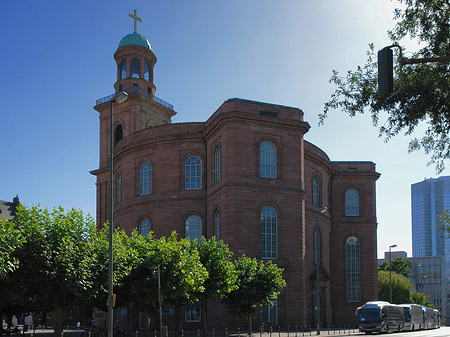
[91,30,380,330]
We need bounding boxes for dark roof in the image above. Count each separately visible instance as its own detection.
[0,196,20,221]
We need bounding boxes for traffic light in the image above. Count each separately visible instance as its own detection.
[378,46,393,96]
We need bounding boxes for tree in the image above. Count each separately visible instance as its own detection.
[378,270,412,303]
[224,255,286,335]
[411,291,433,307]
[117,232,207,334]
[322,0,450,173]
[378,257,414,277]
[191,237,238,337]
[0,219,22,279]
[7,205,99,337]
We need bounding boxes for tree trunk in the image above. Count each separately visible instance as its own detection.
[201,299,207,337]
[53,304,63,337]
[247,314,252,336]
[175,304,181,334]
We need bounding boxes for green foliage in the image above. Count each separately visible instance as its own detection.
[378,270,412,303]
[117,232,208,313]
[224,255,286,322]
[322,0,450,173]
[378,257,414,277]
[411,290,433,307]
[1,205,99,337]
[0,218,22,279]
[192,237,238,301]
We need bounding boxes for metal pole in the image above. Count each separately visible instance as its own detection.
[158,265,163,337]
[315,223,320,336]
[107,91,128,337]
[389,244,397,303]
[108,100,114,337]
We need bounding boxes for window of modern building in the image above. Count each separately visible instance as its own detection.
[131,58,140,78]
[117,174,122,203]
[185,307,200,322]
[261,206,277,259]
[314,226,321,265]
[139,161,151,195]
[345,189,359,216]
[144,61,150,81]
[214,145,221,183]
[138,219,151,237]
[261,299,278,326]
[260,141,276,178]
[185,155,202,190]
[214,209,220,240]
[313,175,320,206]
[120,60,126,79]
[346,236,361,302]
[185,215,202,242]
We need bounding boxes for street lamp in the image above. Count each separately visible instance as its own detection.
[108,91,128,337]
[389,244,397,303]
[314,207,327,335]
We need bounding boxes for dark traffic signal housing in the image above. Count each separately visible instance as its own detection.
[378,46,393,96]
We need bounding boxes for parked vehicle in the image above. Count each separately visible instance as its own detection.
[357,301,404,334]
[399,304,424,331]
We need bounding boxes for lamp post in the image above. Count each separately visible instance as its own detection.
[389,244,397,303]
[108,91,128,337]
[314,207,327,335]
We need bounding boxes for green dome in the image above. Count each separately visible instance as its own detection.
[118,32,152,50]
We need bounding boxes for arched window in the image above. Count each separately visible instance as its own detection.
[260,141,276,178]
[214,145,221,183]
[114,124,123,145]
[185,215,202,242]
[117,174,122,203]
[214,209,220,240]
[345,189,359,216]
[131,58,140,79]
[144,61,150,81]
[314,226,321,265]
[261,206,277,259]
[346,236,361,302]
[313,175,320,206]
[120,60,126,79]
[140,162,151,195]
[185,155,202,190]
[139,219,151,237]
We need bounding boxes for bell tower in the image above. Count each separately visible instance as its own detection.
[92,10,176,226]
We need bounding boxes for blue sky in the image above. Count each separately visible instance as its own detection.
[0,1,441,258]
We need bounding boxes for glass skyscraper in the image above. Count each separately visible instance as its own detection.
[411,176,450,324]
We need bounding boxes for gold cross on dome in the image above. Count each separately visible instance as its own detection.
[129,9,142,33]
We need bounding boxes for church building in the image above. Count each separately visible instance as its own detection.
[91,11,380,330]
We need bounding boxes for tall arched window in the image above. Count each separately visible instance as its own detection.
[114,124,123,145]
[185,156,202,190]
[314,226,321,265]
[139,219,151,237]
[117,174,122,203]
[313,176,320,206]
[185,215,202,241]
[214,145,221,183]
[214,209,220,240]
[261,206,277,259]
[140,161,151,195]
[346,236,361,302]
[131,58,140,78]
[345,189,359,216]
[260,141,276,178]
[120,59,126,79]
[144,61,150,81]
